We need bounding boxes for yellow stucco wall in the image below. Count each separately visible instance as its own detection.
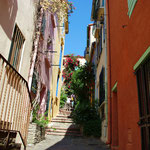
[48,24,66,118]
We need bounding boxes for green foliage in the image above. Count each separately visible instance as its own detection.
[60,89,67,108]
[32,105,49,128]
[72,101,101,137]
[71,63,95,103]
[31,72,38,94]
[83,119,101,137]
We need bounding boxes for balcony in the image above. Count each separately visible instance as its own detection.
[0,54,32,148]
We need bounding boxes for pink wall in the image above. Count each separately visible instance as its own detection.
[38,11,57,115]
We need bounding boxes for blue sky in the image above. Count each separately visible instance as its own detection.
[64,0,93,56]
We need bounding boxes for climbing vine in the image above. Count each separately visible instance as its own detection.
[40,0,75,22]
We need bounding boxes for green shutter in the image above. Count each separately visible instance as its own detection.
[112,82,117,92]
[133,46,150,71]
[127,0,137,18]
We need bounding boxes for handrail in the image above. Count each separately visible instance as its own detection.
[0,54,32,148]
[0,54,32,104]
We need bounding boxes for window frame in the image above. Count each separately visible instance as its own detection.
[99,67,105,106]
[8,24,25,71]
[134,45,150,150]
[136,58,150,150]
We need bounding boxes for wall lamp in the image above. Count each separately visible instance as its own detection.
[51,64,60,66]
[38,50,57,54]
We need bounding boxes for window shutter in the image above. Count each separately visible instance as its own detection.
[8,25,25,70]
[127,0,137,17]
[46,90,50,113]
[99,67,105,106]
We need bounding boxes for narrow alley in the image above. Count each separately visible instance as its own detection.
[27,107,109,150]
[0,0,150,150]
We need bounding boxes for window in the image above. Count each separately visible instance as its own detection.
[93,0,100,20]
[99,27,103,53]
[59,49,62,69]
[101,105,105,119]
[101,0,104,7]
[97,27,103,62]
[127,0,137,17]
[41,13,46,36]
[31,70,39,95]
[136,58,150,150]
[8,25,25,70]
[46,90,50,115]
[56,76,59,97]
[99,67,105,106]
[103,22,105,42]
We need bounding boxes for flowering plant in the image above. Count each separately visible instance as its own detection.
[62,54,79,94]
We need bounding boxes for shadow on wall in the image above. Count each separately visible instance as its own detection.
[0,0,18,40]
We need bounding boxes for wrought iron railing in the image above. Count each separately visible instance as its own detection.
[0,54,32,148]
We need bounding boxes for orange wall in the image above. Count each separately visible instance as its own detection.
[108,0,150,150]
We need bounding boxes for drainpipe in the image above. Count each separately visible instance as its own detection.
[104,0,108,137]
[106,0,112,146]
[28,7,44,91]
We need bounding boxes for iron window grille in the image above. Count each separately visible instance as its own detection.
[136,57,150,150]
[8,24,25,71]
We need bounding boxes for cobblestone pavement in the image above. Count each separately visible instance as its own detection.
[27,134,110,150]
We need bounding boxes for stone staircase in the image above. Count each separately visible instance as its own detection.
[46,108,82,137]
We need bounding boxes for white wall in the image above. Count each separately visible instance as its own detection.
[0,0,36,81]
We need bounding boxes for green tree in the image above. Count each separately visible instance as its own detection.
[71,62,95,103]
[60,88,67,108]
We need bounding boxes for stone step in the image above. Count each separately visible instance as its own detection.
[59,111,72,114]
[52,118,73,121]
[59,110,72,115]
[46,129,81,134]
[51,120,73,123]
[46,132,82,137]
[60,108,73,111]
[57,115,72,118]
[47,127,80,131]
[49,122,73,126]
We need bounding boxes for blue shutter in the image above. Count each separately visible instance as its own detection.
[56,77,59,97]
[102,0,104,7]
[59,50,62,69]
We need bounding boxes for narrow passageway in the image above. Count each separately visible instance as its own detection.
[27,106,110,150]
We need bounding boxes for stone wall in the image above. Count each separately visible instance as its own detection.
[27,123,45,146]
